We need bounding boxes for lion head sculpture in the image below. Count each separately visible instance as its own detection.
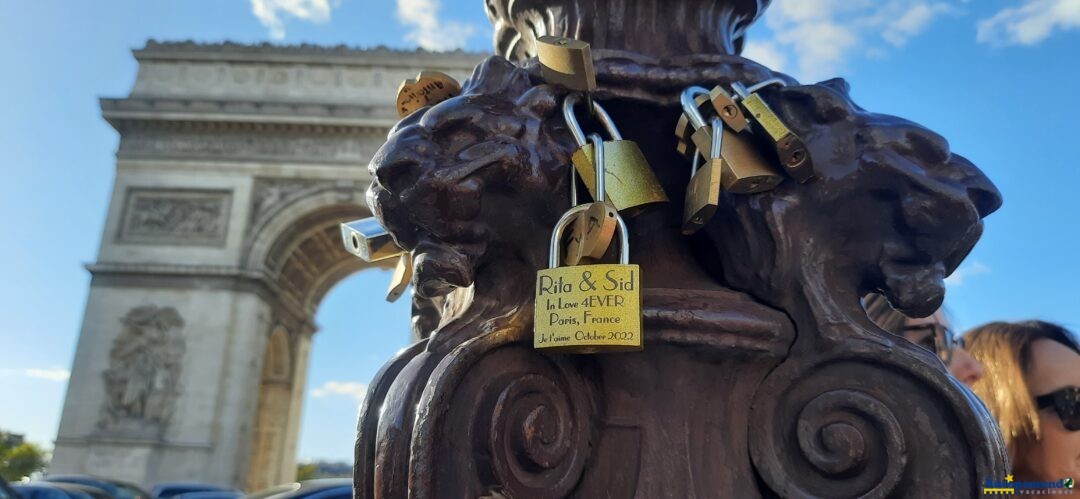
[703,78,1002,332]
[368,56,573,347]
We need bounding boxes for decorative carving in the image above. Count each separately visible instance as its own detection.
[250,178,326,223]
[117,127,382,164]
[99,306,185,436]
[368,56,574,353]
[485,0,769,59]
[119,189,231,246]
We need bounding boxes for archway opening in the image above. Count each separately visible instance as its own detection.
[295,270,412,472]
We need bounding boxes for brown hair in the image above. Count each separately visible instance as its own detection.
[965,321,1079,456]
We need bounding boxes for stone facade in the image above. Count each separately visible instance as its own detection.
[52,41,485,489]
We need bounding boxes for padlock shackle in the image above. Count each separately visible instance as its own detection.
[563,93,623,146]
[710,116,723,160]
[680,86,710,130]
[588,133,605,203]
[732,77,787,100]
[746,77,787,94]
[549,204,630,268]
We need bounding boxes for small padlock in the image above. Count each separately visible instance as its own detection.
[732,79,815,183]
[385,253,413,302]
[682,118,725,235]
[564,93,668,213]
[565,133,618,266]
[718,123,785,194]
[537,36,597,93]
[707,85,748,132]
[534,205,642,353]
[396,71,462,117]
[340,217,403,262]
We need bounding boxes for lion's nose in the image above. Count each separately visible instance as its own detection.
[949,154,1003,218]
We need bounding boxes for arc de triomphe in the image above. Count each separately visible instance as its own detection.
[51,41,483,490]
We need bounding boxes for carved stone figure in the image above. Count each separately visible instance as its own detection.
[100,306,185,436]
[355,0,1009,496]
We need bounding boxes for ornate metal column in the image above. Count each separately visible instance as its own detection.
[354,1,1009,497]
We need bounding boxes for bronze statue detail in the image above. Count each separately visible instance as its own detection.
[355,0,1010,497]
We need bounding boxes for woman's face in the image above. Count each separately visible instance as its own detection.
[902,311,984,387]
[1016,339,1080,482]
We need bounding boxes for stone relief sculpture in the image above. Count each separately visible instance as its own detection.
[352,0,1010,496]
[121,189,230,245]
[100,305,185,436]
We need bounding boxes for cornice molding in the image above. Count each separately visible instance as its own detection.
[101,97,398,131]
[135,40,489,68]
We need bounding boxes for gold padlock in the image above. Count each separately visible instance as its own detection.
[564,94,668,213]
[534,204,642,353]
[385,253,413,302]
[396,71,462,118]
[565,134,618,266]
[682,117,725,235]
[536,36,597,93]
[708,85,748,132]
[733,79,815,183]
[719,124,784,194]
[678,86,784,198]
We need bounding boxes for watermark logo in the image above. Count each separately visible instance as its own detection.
[982,475,1075,495]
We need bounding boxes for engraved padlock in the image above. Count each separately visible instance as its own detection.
[565,133,618,266]
[537,36,597,93]
[534,203,642,353]
[564,93,668,213]
[732,79,815,183]
[396,71,462,117]
[682,119,725,235]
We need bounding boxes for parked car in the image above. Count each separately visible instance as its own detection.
[150,483,232,499]
[246,479,349,499]
[172,491,241,499]
[45,476,148,499]
[13,482,111,499]
[1,478,20,499]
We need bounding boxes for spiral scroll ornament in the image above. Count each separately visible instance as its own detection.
[489,373,592,498]
[748,356,989,499]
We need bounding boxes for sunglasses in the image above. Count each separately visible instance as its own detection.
[1035,386,1080,431]
[902,323,964,366]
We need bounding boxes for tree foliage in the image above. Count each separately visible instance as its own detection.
[0,430,48,481]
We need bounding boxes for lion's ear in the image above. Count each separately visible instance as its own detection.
[771,79,857,130]
[515,84,565,119]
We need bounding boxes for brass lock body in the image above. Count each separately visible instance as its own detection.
[537,36,597,93]
[385,253,413,302]
[734,80,815,183]
[682,116,726,235]
[566,134,619,266]
[396,71,462,118]
[535,204,642,354]
[564,94,668,213]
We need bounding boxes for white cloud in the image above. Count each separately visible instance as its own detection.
[0,367,70,381]
[751,0,953,81]
[250,0,339,40]
[396,0,477,51]
[742,40,789,73]
[977,0,1080,46]
[311,380,367,402]
[944,261,990,286]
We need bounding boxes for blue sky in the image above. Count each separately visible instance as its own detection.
[0,0,1077,463]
